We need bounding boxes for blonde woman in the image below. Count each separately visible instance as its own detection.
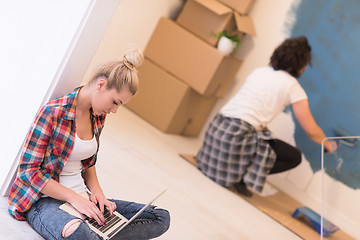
[8,49,170,239]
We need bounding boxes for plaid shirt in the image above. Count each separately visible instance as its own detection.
[8,88,106,220]
[196,114,276,192]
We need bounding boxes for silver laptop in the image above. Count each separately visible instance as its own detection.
[60,189,167,240]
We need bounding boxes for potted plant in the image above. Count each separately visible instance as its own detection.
[213,30,242,54]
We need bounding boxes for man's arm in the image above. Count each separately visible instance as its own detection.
[292,99,337,153]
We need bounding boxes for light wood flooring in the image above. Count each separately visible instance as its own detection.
[0,107,302,239]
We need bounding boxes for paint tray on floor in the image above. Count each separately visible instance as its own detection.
[292,206,340,236]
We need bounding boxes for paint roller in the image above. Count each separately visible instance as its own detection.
[333,127,357,147]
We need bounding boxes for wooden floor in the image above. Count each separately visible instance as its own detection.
[1,107,307,239]
[179,154,354,240]
[243,188,354,240]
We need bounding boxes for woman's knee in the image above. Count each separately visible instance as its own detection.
[62,219,82,238]
[155,208,171,235]
[62,219,99,239]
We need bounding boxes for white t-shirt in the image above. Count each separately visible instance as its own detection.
[59,133,98,194]
[220,66,307,130]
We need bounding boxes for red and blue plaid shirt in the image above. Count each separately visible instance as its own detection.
[8,88,106,220]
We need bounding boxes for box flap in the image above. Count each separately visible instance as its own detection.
[194,0,232,16]
[176,0,233,46]
[218,0,255,15]
[234,12,256,36]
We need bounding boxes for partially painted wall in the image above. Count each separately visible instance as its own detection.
[290,0,360,189]
[266,0,360,237]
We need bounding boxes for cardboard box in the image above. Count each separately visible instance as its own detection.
[218,0,255,15]
[126,58,217,136]
[176,0,233,46]
[176,0,256,46]
[231,12,256,37]
[144,17,242,97]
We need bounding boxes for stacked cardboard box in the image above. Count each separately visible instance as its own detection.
[126,0,256,136]
[144,18,242,97]
[126,59,217,136]
[176,0,256,46]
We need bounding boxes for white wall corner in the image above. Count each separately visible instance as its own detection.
[0,0,121,197]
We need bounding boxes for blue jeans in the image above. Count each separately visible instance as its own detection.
[26,197,170,240]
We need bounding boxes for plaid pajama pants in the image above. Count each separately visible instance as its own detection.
[196,114,276,193]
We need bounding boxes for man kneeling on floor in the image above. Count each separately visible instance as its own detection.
[195,36,337,197]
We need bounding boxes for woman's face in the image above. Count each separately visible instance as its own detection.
[92,80,133,115]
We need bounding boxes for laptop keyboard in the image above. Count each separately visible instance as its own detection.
[86,207,124,234]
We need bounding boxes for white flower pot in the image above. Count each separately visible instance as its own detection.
[217,36,236,54]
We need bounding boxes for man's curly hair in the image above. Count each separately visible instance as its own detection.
[270,36,312,78]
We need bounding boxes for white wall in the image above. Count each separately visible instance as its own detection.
[82,0,185,83]
[0,0,121,195]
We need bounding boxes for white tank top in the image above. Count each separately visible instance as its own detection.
[59,133,98,194]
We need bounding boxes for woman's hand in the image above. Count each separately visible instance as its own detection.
[68,193,106,225]
[90,190,117,216]
[82,166,116,218]
[42,179,106,225]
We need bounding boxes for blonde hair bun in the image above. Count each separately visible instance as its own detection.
[88,48,144,95]
[123,48,144,70]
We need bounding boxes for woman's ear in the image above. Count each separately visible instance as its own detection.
[96,78,108,90]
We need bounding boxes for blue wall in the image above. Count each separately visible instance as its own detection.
[290,0,360,189]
